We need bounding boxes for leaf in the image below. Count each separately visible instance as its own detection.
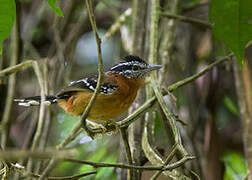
[46,0,64,17]
[223,96,239,116]
[222,151,247,180]
[210,0,252,65]
[0,0,16,54]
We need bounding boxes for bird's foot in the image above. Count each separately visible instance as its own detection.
[104,121,118,135]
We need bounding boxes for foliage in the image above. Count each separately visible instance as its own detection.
[46,0,64,17]
[0,0,16,54]
[223,96,239,116]
[210,0,252,65]
[222,151,247,180]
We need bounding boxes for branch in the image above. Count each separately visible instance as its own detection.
[33,171,96,180]
[34,61,51,174]
[27,61,47,171]
[128,0,148,178]
[11,163,96,180]
[1,18,20,150]
[151,145,178,180]
[119,127,133,178]
[160,12,212,29]
[159,0,180,83]
[80,0,104,138]
[39,0,104,178]
[167,54,232,91]
[142,0,170,176]
[103,8,132,41]
[0,60,33,77]
[62,156,195,171]
[151,80,189,178]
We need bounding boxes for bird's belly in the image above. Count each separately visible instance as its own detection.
[58,91,137,123]
[88,93,136,122]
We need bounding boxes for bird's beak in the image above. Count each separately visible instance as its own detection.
[147,65,162,70]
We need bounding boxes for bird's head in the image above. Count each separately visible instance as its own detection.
[109,55,162,79]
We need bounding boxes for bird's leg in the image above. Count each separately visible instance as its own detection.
[104,120,119,135]
[82,119,96,139]
[82,119,118,137]
[87,120,107,134]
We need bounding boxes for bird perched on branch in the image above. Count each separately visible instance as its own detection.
[15,55,161,132]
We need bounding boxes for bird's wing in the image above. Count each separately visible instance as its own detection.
[56,77,118,99]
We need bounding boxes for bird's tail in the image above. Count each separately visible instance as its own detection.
[14,95,57,107]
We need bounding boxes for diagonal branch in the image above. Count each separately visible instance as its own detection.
[160,12,212,29]
[39,0,104,178]
[80,0,104,138]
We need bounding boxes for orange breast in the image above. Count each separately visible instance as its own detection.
[57,76,144,123]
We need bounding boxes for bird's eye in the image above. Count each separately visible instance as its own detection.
[132,65,139,71]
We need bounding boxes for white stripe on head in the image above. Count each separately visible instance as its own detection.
[110,61,147,71]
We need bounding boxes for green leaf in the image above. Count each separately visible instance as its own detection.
[46,0,64,17]
[223,96,239,116]
[0,0,16,54]
[210,0,252,65]
[222,151,247,180]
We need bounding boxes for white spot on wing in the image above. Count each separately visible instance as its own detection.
[44,101,51,106]
[28,100,40,106]
[18,102,31,107]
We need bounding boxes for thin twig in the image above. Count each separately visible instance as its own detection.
[36,171,97,180]
[119,127,133,178]
[0,18,20,180]
[142,0,167,175]
[39,0,104,178]
[159,0,180,83]
[33,171,97,180]
[103,8,132,41]
[80,0,104,138]
[150,145,178,180]
[160,12,212,29]
[13,109,39,180]
[62,156,195,171]
[167,54,232,91]
[11,163,97,180]
[152,80,184,148]
[128,0,148,178]
[34,60,51,173]
[27,61,46,171]
[0,60,33,77]
[1,18,20,150]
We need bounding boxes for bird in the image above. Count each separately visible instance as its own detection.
[15,55,161,132]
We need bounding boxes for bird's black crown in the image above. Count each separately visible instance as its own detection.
[122,55,148,64]
[109,55,150,78]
